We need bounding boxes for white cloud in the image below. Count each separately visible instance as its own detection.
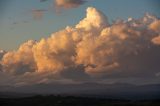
[76,7,109,31]
[1,40,37,74]
[0,7,160,85]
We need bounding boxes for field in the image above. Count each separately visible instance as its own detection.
[0,95,160,106]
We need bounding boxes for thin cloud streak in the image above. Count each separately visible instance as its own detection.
[32,9,48,20]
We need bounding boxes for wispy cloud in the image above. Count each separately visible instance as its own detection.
[32,9,47,20]
[39,0,48,2]
[55,0,86,9]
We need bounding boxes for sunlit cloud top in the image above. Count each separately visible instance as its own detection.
[0,7,160,86]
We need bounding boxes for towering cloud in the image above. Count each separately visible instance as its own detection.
[0,7,160,85]
[76,7,109,30]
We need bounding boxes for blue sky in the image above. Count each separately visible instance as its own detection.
[0,0,160,50]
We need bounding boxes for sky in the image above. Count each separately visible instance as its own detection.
[0,0,160,50]
[0,0,160,87]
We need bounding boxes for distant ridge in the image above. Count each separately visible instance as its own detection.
[0,83,160,100]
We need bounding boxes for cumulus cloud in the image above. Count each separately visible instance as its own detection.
[76,7,109,31]
[150,20,160,33]
[1,40,37,74]
[55,0,86,9]
[0,7,160,85]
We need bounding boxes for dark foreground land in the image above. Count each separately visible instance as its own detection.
[0,95,160,106]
